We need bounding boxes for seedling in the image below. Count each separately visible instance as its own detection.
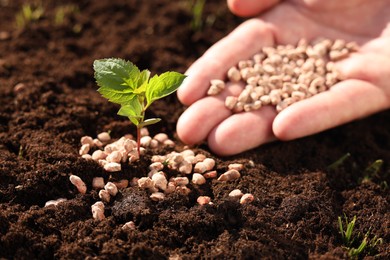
[189,0,206,31]
[93,58,186,157]
[54,4,79,26]
[327,152,351,171]
[338,215,383,258]
[15,3,44,29]
[364,159,383,179]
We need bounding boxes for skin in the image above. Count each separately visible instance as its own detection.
[177,0,390,156]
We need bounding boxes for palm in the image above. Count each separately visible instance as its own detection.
[177,0,390,155]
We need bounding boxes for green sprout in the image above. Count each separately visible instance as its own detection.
[15,3,44,29]
[93,58,186,157]
[190,0,206,31]
[54,4,79,26]
[363,159,383,179]
[338,215,383,258]
[327,152,351,171]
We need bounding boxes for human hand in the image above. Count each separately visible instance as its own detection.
[177,0,390,156]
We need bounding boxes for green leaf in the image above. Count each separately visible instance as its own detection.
[94,58,141,105]
[139,118,161,128]
[136,70,151,89]
[145,72,186,107]
[117,97,143,126]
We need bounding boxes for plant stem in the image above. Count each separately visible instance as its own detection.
[136,126,141,158]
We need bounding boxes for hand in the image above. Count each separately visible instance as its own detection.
[177,0,390,156]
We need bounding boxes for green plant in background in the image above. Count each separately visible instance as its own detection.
[54,4,82,33]
[363,159,383,180]
[327,152,351,171]
[54,4,79,26]
[362,159,388,190]
[338,215,383,258]
[15,3,44,29]
[93,58,186,157]
[190,0,206,31]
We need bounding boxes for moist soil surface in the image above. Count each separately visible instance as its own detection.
[0,0,389,259]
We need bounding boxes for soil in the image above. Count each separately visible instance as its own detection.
[0,0,389,259]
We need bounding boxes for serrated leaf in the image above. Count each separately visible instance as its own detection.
[94,58,141,105]
[136,70,151,88]
[117,97,143,126]
[139,118,161,128]
[98,87,136,105]
[145,72,186,107]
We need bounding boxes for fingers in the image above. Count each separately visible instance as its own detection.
[227,0,280,17]
[336,51,390,91]
[208,106,277,156]
[177,82,244,145]
[273,79,390,140]
[177,18,274,105]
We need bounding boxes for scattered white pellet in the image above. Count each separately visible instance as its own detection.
[181,149,195,158]
[197,196,211,205]
[248,160,255,167]
[163,139,175,147]
[123,139,136,152]
[80,136,94,146]
[225,96,238,110]
[207,85,221,95]
[122,221,136,230]
[173,177,189,186]
[99,189,111,203]
[240,193,254,204]
[165,182,176,194]
[229,189,243,198]
[195,153,206,162]
[82,154,92,160]
[92,150,107,161]
[217,169,241,181]
[152,172,168,191]
[98,159,107,167]
[79,144,90,156]
[203,170,217,179]
[178,160,192,174]
[151,155,167,163]
[103,162,121,172]
[153,133,168,143]
[91,201,105,220]
[138,177,155,189]
[97,132,111,143]
[194,162,208,173]
[69,175,87,194]
[202,158,215,171]
[228,163,244,171]
[140,127,149,136]
[150,139,159,148]
[106,151,122,163]
[92,177,105,189]
[149,162,164,171]
[128,149,140,163]
[192,173,206,185]
[227,66,241,82]
[140,136,152,147]
[93,138,103,148]
[150,192,165,201]
[13,83,26,93]
[44,198,67,207]
[104,182,118,196]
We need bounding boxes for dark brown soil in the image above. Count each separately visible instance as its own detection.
[0,0,389,259]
